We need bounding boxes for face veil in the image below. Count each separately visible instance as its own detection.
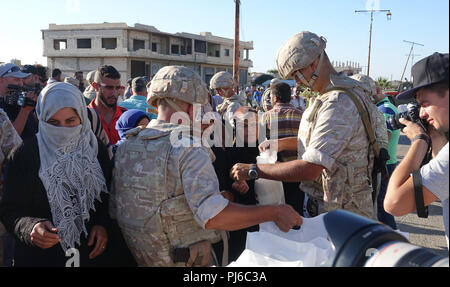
[36,82,108,252]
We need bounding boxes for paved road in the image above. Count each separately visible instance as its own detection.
[393,134,448,258]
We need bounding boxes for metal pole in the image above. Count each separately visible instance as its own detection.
[409,54,420,81]
[355,9,391,77]
[233,0,240,93]
[400,40,424,84]
[367,11,373,76]
[400,44,414,83]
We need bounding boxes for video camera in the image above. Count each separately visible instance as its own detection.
[2,84,40,107]
[387,102,428,131]
[323,210,448,267]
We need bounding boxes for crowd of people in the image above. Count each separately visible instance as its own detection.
[0,30,448,267]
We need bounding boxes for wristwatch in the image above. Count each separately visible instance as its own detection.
[248,164,259,180]
[412,134,431,146]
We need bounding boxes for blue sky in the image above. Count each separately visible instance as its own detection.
[1,0,448,81]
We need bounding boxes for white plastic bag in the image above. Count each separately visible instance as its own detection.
[254,150,285,205]
[228,214,335,267]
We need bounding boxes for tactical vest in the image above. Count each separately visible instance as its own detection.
[113,123,222,266]
[298,74,378,218]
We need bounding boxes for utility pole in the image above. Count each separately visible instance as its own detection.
[355,9,392,77]
[233,0,240,93]
[400,40,424,84]
[405,53,421,81]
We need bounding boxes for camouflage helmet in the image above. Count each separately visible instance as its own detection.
[210,71,234,89]
[276,31,327,79]
[147,65,209,107]
[350,73,377,97]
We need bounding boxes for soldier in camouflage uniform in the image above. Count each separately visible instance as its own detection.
[113,66,302,267]
[350,73,389,151]
[211,71,243,128]
[231,31,380,219]
[0,108,22,266]
[350,74,390,212]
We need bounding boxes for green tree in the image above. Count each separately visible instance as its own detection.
[376,77,389,89]
[267,69,279,77]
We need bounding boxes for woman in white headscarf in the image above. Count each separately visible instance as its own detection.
[0,82,112,267]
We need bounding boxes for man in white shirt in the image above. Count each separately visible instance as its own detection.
[290,85,306,112]
[384,53,449,248]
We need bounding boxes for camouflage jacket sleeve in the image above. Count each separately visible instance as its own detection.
[224,101,242,128]
[179,146,229,228]
[302,92,362,172]
[0,108,22,165]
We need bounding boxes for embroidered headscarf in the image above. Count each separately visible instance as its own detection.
[36,82,108,252]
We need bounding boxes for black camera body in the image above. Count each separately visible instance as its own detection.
[387,102,428,131]
[4,84,39,108]
[17,94,37,107]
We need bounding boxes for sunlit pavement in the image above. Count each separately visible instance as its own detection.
[394,133,448,257]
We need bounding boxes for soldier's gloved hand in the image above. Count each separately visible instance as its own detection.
[273,205,303,232]
[187,240,213,267]
[232,180,249,195]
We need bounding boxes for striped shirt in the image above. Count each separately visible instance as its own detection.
[87,107,113,159]
[264,103,303,161]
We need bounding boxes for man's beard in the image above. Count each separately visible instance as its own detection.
[99,90,117,108]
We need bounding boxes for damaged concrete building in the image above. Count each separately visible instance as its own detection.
[42,23,253,86]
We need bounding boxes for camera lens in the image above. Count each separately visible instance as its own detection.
[387,113,405,131]
[365,242,447,267]
[324,210,449,267]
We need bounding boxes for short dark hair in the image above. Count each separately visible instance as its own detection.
[52,68,62,78]
[95,65,121,82]
[34,65,48,82]
[423,80,449,96]
[271,82,292,103]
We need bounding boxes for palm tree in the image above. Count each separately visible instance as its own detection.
[377,77,389,89]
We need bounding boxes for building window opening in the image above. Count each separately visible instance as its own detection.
[77,38,91,49]
[194,40,206,53]
[133,39,145,51]
[187,41,192,54]
[54,39,67,50]
[102,38,117,50]
[171,45,180,55]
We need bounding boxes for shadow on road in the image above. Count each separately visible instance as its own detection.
[397,222,445,237]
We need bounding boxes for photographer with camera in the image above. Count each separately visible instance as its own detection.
[0,63,35,266]
[384,53,449,249]
[21,65,39,89]
[0,63,38,140]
